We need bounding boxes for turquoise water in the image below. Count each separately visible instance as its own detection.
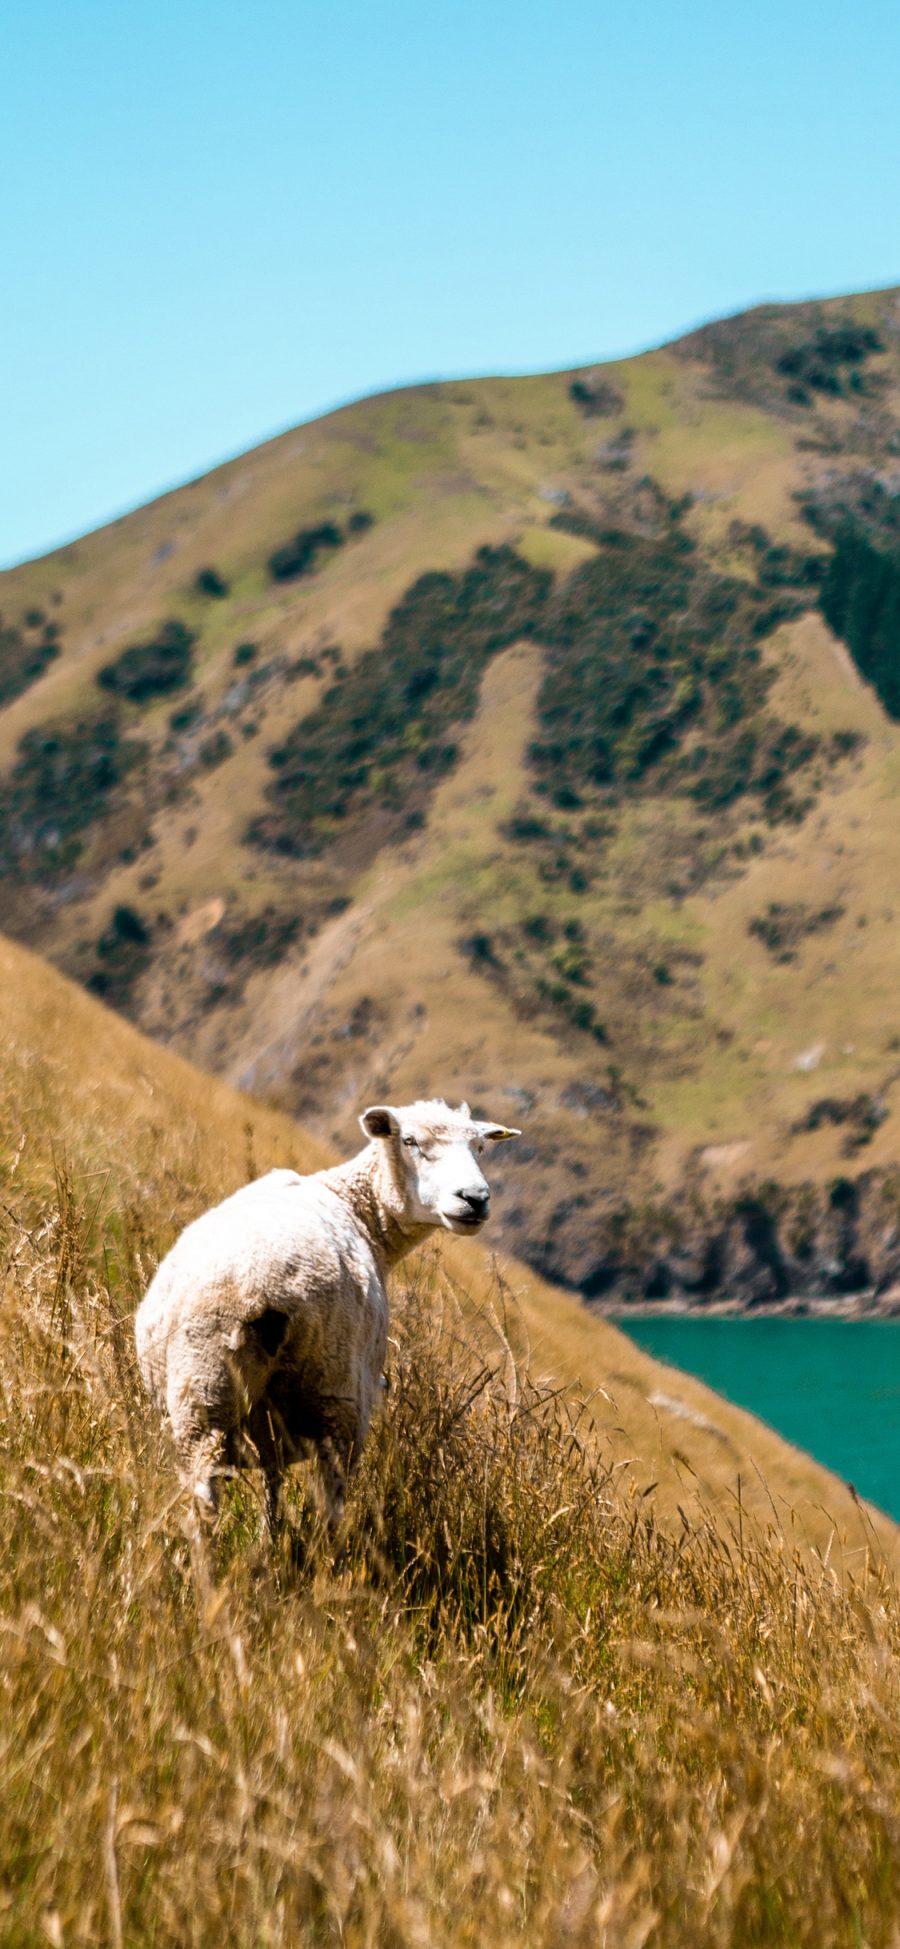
[615,1318,900,1522]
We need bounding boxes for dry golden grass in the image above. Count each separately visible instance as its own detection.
[5,939,900,1942]
[4,1128,900,1944]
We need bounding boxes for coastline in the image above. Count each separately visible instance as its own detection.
[599,1289,900,1321]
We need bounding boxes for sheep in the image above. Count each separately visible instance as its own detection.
[134,1099,520,1535]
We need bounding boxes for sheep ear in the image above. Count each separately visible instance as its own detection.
[361,1105,399,1141]
[479,1122,522,1143]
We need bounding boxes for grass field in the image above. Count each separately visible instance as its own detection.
[6,939,900,1942]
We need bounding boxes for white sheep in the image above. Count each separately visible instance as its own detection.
[134,1099,520,1533]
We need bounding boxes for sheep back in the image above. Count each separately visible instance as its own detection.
[134,1167,388,1443]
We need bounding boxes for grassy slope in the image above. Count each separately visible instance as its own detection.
[3,287,900,1287]
[1,930,894,1566]
[8,938,900,1943]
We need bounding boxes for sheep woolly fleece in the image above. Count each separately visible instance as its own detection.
[134,1099,520,1528]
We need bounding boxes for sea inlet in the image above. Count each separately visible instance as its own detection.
[615,1316,900,1523]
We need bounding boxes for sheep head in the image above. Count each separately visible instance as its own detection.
[359,1098,520,1236]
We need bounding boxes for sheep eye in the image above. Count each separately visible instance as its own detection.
[402,1135,419,1151]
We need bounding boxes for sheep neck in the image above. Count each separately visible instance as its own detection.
[326,1147,436,1274]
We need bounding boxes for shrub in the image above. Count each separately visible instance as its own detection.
[267,521,344,582]
[233,641,257,667]
[459,931,498,967]
[194,567,229,598]
[0,614,63,708]
[288,653,320,679]
[168,698,203,732]
[525,503,844,838]
[88,904,152,1009]
[536,976,606,1039]
[109,903,148,945]
[729,521,824,590]
[522,913,552,943]
[748,902,845,962]
[198,730,233,770]
[347,508,375,534]
[218,904,302,969]
[793,1092,888,1153]
[250,546,551,856]
[775,323,883,403]
[568,376,623,417]
[97,620,196,704]
[0,714,146,882]
[820,523,900,719]
[552,942,590,985]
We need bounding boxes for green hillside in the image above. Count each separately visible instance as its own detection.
[4,286,900,1299]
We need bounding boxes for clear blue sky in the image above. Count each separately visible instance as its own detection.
[3,0,898,568]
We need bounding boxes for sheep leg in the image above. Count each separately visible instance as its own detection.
[166,1369,231,1519]
[317,1440,347,1533]
[246,1404,288,1542]
[262,1462,283,1539]
[181,1426,228,1519]
[316,1409,361,1536]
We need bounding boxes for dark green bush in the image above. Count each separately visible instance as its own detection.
[522,914,552,943]
[0,715,146,882]
[88,903,152,1008]
[820,524,900,719]
[776,324,883,404]
[527,510,837,831]
[0,614,63,708]
[532,536,740,791]
[110,904,148,945]
[728,522,824,591]
[459,932,498,968]
[535,976,606,1040]
[268,522,344,583]
[748,902,845,962]
[219,905,302,967]
[168,698,203,732]
[569,377,623,417]
[195,567,229,598]
[233,641,257,667]
[98,620,196,704]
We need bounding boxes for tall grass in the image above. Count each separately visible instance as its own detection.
[3,1043,900,1944]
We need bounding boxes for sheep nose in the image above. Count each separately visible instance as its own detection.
[459,1188,490,1216]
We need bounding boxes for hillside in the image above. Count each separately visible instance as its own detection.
[6,938,900,1943]
[4,286,900,1299]
[2,930,895,1558]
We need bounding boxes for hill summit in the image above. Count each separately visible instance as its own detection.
[4,285,900,1301]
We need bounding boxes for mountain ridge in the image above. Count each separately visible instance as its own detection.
[3,282,900,1300]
